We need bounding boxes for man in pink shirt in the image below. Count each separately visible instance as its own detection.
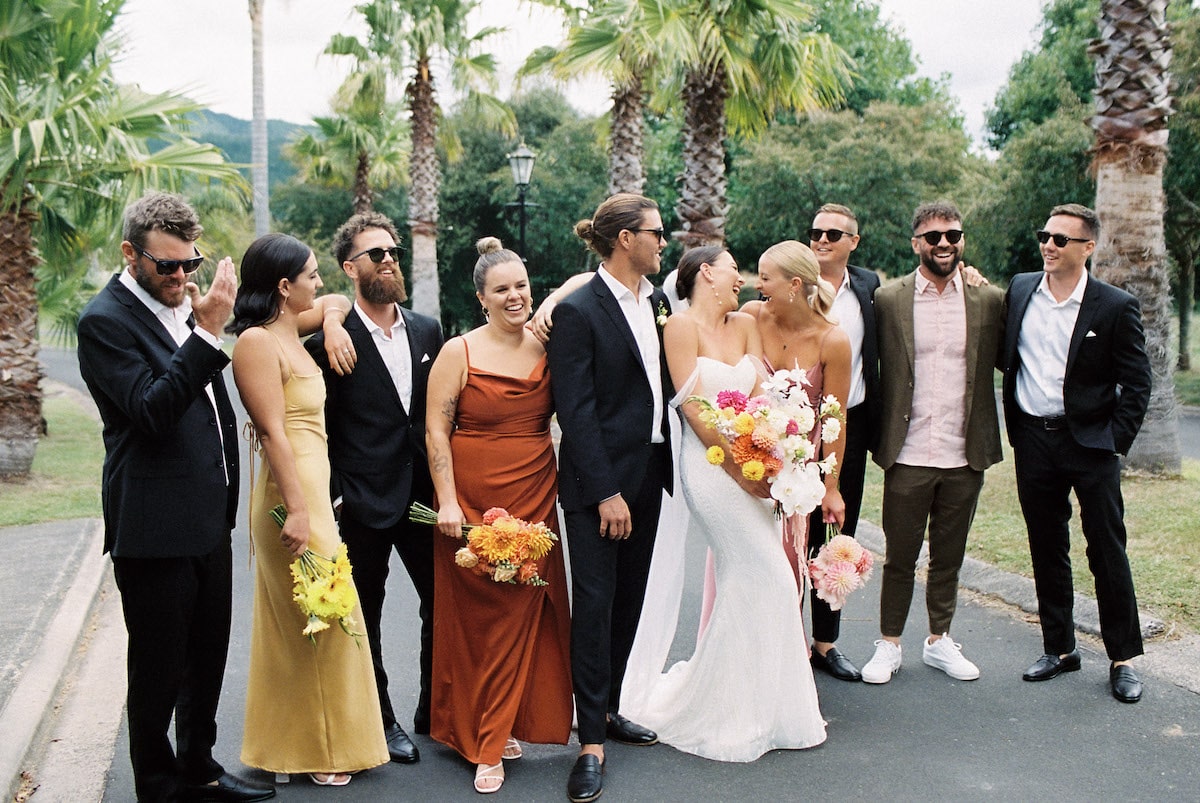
[861,201,1005,684]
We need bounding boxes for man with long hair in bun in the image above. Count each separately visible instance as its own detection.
[547,193,674,803]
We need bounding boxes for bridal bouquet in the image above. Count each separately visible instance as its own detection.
[690,365,844,517]
[409,501,559,586]
[269,504,362,643]
[808,524,874,611]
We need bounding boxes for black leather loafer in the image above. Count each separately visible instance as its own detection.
[1110,664,1143,703]
[567,754,604,803]
[810,646,862,682]
[605,713,658,746]
[1022,649,1082,681]
[185,772,275,802]
[385,723,420,763]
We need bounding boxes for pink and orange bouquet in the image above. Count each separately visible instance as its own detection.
[689,365,844,517]
[409,502,558,586]
[808,524,874,611]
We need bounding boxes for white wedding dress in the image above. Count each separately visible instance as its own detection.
[629,355,826,762]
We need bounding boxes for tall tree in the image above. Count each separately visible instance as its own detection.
[668,0,851,248]
[328,0,515,320]
[0,0,246,478]
[1089,0,1181,474]
[249,0,269,235]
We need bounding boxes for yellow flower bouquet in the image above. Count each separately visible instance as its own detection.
[409,501,559,586]
[269,504,363,643]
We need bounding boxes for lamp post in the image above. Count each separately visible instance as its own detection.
[506,141,536,259]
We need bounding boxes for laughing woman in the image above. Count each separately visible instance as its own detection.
[425,237,573,795]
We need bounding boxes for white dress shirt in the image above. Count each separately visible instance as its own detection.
[597,266,665,444]
[831,270,866,409]
[1015,270,1088,418]
[354,302,412,413]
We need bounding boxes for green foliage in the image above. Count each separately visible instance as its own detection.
[726,101,975,277]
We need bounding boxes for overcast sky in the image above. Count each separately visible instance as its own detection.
[112,0,1047,145]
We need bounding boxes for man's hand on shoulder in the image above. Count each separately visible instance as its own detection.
[190,257,237,336]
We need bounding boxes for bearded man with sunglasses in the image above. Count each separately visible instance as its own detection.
[77,192,276,801]
[861,201,1005,686]
[1002,204,1151,703]
[305,212,444,762]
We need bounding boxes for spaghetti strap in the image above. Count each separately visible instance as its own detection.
[261,326,295,383]
[461,337,472,370]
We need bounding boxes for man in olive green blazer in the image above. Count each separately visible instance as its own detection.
[860,201,1005,686]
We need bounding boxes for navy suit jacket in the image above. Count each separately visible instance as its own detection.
[1002,271,1151,455]
[548,274,673,510]
[306,305,444,528]
[846,264,882,452]
[77,274,239,557]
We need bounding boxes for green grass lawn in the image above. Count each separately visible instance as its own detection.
[861,445,1200,635]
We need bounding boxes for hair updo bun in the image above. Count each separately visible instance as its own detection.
[472,236,524,293]
[476,236,504,255]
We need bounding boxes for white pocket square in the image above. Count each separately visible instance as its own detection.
[421,353,431,362]
[1085,330,1097,338]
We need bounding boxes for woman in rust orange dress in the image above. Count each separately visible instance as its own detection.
[424,237,572,794]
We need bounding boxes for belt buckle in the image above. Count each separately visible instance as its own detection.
[1042,416,1065,431]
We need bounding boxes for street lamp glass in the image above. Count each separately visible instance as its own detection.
[507,142,536,188]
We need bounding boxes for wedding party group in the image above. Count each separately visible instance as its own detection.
[76,187,1151,802]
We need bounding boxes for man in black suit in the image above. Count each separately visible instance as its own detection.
[77,192,273,802]
[548,193,674,803]
[803,203,881,683]
[1002,203,1152,703]
[305,212,443,762]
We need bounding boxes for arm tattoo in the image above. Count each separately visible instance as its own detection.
[440,394,458,423]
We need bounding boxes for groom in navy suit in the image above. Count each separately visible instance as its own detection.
[1002,203,1151,703]
[548,193,674,803]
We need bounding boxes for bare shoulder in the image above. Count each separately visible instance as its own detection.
[740,299,765,318]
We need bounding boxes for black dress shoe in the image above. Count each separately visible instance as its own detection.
[1110,663,1143,703]
[566,754,604,803]
[1022,649,1082,681]
[385,723,420,763]
[185,772,275,802]
[810,646,862,682]
[605,713,658,746]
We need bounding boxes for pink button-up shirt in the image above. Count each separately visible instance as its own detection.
[895,271,969,469]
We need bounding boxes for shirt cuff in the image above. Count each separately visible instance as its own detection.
[192,326,224,349]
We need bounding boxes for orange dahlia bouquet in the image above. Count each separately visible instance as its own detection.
[409,501,558,586]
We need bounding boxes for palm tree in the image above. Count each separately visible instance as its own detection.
[328,0,515,320]
[669,0,851,248]
[0,0,246,479]
[249,0,270,236]
[1088,0,1181,475]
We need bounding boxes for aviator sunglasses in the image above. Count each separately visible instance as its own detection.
[808,228,853,243]
[349,245,404,263]
[136,246,204,276]
[916,229,964,246]
[1036,230,1092,248]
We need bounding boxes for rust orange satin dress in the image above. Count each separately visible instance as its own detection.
[431,348,573,766]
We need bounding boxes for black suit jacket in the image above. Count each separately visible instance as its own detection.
[1002,271,1151,455]
[77,274,239,557]
[306,305,444,528]
[846,264,882,452]
[547,274,673,510]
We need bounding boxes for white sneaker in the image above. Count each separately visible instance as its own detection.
[861,639,902,684]
[922,634,980,680]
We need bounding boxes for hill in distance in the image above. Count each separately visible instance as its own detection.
[188,110,315,188]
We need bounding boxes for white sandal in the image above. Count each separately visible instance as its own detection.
[474,762,504,794]
[502,737,523,760]
[309,772,352,787]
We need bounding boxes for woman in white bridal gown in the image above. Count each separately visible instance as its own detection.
[627,246,826,762]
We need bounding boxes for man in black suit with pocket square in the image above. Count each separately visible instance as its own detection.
[548,193,675,803]
[306,212,444,761]
[1002,203,1152,703]
[77,192,274,802]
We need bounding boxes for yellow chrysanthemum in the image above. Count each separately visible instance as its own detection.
[742,460,766,481]
[525,525,557,560]
[706,445,725,465]
[733,412,756,436]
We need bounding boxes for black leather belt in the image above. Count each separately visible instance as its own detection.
[1023,412,1067,431]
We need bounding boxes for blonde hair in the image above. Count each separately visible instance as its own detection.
[761,240,837,323]
[472,236,523,293]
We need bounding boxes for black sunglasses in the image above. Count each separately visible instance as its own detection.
[349,245,404,263]
[1036,230,1092,248]
[136,246,204,276]
[916,229,964,246]
[631,227,666,241]
[808,228,852,243]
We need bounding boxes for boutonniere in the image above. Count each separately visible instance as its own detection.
[656,300,669,328]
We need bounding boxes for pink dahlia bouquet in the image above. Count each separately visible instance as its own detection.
[409,502,558,586]
[808,524,874,611]
[689,365,845,517]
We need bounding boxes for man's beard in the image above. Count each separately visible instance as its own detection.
[133,263,186,308]
[361,271,407,305]
[920,248,959,279]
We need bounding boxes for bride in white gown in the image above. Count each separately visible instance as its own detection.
[627,246,826,762]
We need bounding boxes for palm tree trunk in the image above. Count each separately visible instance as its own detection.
[1090,0,1181,475]
[608,74,645,195]
[0,203,44,479]
[407,59,441,320]
[353,150,373,214]
[249,0,270,237]
[676,64,729,249]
